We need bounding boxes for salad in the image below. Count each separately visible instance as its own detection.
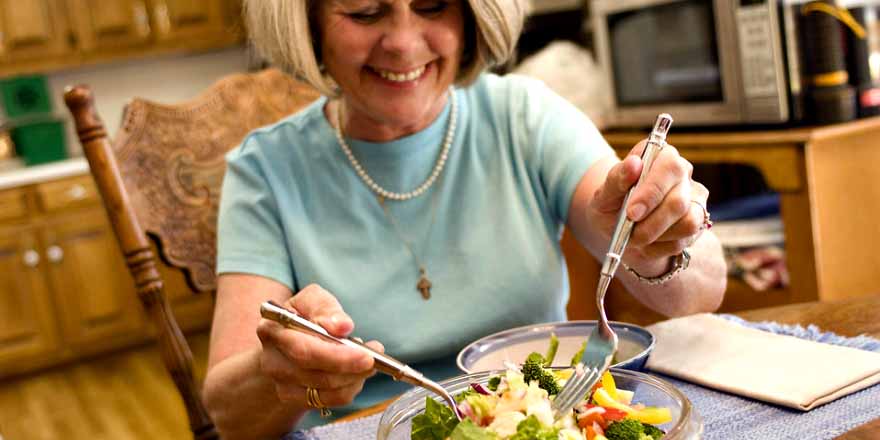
[411,335,671,440]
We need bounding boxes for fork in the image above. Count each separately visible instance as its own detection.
[552,114,673,419]
[259,300,463,421]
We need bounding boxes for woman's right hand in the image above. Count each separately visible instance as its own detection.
[255,284,383,409]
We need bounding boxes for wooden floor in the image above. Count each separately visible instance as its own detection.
[0,332,209,440]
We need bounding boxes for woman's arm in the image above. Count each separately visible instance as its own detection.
[566,144,727,317]
[202,275,380,440]
[202,274,305,439]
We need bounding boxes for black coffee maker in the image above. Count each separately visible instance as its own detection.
[846,4,880,118]
[797,0,880,124]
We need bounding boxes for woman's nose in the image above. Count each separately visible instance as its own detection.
[381,15,423,56]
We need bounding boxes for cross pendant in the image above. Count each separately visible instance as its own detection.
[417,268,432,300]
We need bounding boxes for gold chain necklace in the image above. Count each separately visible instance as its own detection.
[377,189,441,299]
[333,93,455,299]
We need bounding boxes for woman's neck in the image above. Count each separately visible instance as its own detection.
[327,94,448,142]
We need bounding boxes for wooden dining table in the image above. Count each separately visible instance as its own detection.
[337,294,880,439]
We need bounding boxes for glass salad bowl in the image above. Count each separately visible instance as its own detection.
[377,368,703,440]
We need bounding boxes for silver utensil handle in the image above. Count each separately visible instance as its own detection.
[259,301,424,384]
[601,113,673,278]
[260,301,464,421]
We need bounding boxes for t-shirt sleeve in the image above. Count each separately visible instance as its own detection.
[216,136,295,290]
[513,75,616,223]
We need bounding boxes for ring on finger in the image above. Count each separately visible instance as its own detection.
[692,200,713,231]
[306,387,332,418]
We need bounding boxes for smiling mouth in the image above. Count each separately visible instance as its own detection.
[372,65,427,82]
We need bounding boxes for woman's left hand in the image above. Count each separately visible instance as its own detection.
[588,140,710,271]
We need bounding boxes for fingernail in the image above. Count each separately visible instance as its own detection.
[629,203,646,221]
[329,313,346,326]
[318,314,337,330]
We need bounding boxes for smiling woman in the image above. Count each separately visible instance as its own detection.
[201,0,726,438]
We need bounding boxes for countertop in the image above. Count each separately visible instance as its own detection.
[0,157,89,191]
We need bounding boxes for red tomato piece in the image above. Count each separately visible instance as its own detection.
[602,407,628,421]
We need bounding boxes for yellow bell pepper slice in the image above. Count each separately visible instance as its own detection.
[627,406,673,425]
[592,388,673,425]
[593,388,630,411]
[600,371,618,401]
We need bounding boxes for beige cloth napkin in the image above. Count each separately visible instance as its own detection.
[645,313,880,411]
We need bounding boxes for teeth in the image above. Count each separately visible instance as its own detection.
[376,65,425,82]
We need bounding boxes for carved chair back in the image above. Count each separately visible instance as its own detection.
[63,69,320,440]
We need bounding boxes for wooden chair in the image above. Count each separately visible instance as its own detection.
[63,68,321,440]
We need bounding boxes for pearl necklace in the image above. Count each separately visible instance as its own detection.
[333,90,457,201]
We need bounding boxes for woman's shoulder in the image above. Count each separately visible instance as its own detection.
[468,72,552,97]
[465,73,557,112]
[227,96,330,164]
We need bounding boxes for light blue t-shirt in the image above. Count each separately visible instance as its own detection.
[217,73,613,427]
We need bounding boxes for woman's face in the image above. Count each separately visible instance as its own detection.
[317,0,465,141]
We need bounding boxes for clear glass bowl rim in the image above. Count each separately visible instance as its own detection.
[377,367,697,440]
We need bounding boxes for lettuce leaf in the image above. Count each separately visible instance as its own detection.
[544,332,559,366]
[449,419,500,440]
[411,397,459,440]
[570,340,587,366]
[509,415,559,440]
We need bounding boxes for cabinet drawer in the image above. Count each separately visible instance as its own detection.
[0,189,29,221]
[35,175,100,212]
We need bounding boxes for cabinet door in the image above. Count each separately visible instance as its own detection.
[0,0,71,62]
[0,225,59,368]
[149,0,225,41]
[42,209,145,350]
[65,0,152,52]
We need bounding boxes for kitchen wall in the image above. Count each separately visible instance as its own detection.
[47,46,251,157]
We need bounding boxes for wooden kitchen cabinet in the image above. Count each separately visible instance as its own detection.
[0,172,214,379]
[0,222,61,371]
[0,0,243,77]
[66,0,152,53]
[149,0,227,42]
[41,209,146,353]
[0,0,71,63]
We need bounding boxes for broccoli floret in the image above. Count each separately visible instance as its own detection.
[521,352,560,395]
[487,375,501,391]
[641,423,665,439]
[604,419,646,440]
[525,352,546,364]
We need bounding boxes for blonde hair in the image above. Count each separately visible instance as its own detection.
[244,0,529,96]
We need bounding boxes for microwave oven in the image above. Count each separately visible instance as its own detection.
[592,0,800,128]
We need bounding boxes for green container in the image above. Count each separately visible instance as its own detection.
[0,75,52,118]
[11,117,67,166]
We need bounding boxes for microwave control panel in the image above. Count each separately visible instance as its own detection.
[736,3,783,98]
[735,0,788,121]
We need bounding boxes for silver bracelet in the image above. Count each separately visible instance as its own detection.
[622,249,691,285]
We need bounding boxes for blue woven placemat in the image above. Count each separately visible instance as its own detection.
[288,315,880,440]
[286,413,382,440]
